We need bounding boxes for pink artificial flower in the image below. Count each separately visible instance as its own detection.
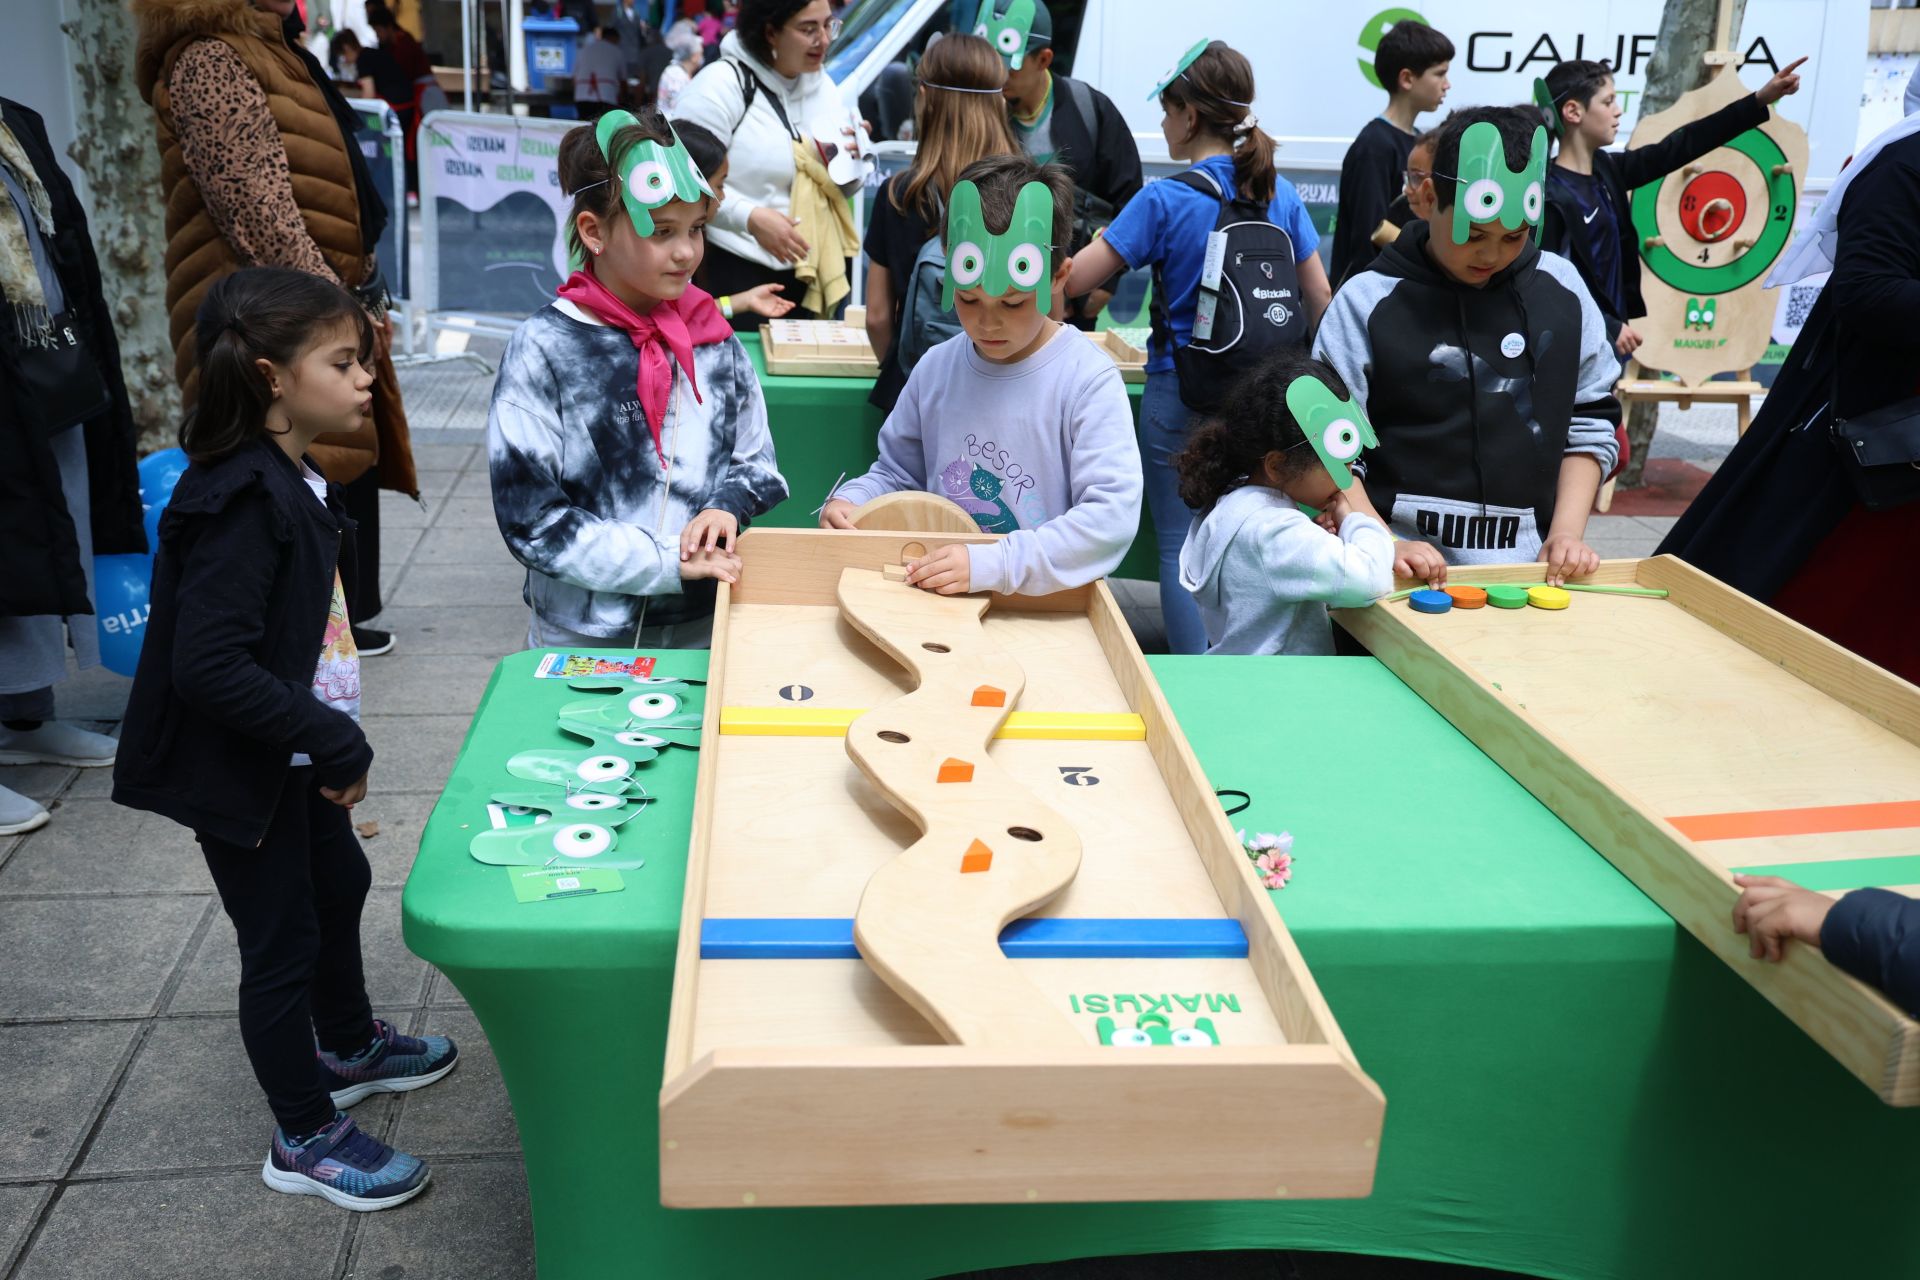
[1255,851,1292,889]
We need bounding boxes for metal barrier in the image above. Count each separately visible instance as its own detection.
[346,98,417,356]
[412,109,579,367]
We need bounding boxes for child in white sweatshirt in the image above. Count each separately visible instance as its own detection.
[1176,350,1395,655]
[821,154,1143,597]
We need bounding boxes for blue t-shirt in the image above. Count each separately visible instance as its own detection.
[1101,153,1320,373]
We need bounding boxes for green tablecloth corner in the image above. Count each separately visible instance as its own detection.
[403,652,1920,1280]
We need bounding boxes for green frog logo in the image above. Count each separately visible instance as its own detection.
[1096,1013,1219,1047]
[1684,296,1717,331]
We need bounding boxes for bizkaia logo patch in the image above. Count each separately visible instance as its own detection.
[1358,8,1427,89]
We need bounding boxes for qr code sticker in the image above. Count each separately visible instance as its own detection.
[1784,284,1820,329]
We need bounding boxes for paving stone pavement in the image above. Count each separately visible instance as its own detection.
[0,383,1663,1277]
[0,430,530,1280]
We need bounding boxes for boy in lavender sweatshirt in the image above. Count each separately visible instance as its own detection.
[821,155,1143,596]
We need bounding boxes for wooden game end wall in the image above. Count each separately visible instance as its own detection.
[658,1044,1384,1208]
[1336,556,1920,1106]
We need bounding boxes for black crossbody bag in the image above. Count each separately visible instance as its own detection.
[1832,393,1920,511]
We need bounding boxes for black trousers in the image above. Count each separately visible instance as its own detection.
[339,469,383,625]
[699,244,814,332]
[198,767,376,1135]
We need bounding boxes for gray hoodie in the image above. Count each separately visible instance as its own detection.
[1177,485,1395,656]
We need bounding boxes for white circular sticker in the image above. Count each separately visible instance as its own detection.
[1500,332,1526,359]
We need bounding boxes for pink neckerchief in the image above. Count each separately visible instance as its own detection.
[554,269,732,463]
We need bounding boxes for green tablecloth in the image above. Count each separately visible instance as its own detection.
[403,652,1920,1280]
[742,333,1161,581]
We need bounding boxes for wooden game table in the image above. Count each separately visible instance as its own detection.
[403,649,1920,1280]
[740,333,1162,581]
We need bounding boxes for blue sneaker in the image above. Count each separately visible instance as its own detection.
[318,1019,459,1107]
[262,1112,429,1211]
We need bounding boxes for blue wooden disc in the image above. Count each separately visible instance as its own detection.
[1409,589,1454,614]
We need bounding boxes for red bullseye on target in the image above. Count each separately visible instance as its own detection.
[1677,171,1746,243]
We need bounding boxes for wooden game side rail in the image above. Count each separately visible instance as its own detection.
[1336,556,1920,1106]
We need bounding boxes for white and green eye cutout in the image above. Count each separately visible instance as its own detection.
[1170,1026,1216,1047]
[942,179,1055,308]
[566,793,623,812]
[1148,37,1212,100]
[1109,1026,1153,1047]
[1449,120,1549,245]
[576,753,628,782]
[973,0,1037,70]
[1284,374,1379,491]
[552,822,615,859]
[627,692,680,720]
[593,111,714,241]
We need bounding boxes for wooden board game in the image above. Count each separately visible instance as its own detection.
[1334,556,1920,1105]
[659,527,1385,1206]
[760,319,1147,382]
[760,319,881,377]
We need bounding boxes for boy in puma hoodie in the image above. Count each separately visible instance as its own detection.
[1314,106,1621,587]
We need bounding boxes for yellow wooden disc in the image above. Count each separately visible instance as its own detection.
[1526,586,1571,611]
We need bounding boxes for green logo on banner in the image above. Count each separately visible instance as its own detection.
[1358,8,1426,89]
[497,164,535,183]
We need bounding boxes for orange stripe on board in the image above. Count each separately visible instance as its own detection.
[1669,800,1920,842]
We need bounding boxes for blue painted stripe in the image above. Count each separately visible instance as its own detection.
[700,917,1249,960]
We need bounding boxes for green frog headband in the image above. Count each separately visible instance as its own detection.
[1148,38,1212,101]
[973,0,1038,71]
[1532,78,1564,139]
[1285,374,1378,490]
[589,111,713,242]
[943,178,1054,308]
[1449,120,1548,245]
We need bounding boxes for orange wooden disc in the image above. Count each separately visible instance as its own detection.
[1445,586,1488,609]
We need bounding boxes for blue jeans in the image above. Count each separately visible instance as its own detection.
[1140,372,1209,655]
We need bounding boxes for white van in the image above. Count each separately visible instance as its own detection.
[829,0,1864,181]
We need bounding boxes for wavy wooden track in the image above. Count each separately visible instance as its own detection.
[837,567,1083,1047]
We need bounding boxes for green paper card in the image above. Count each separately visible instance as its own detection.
[508,867,627,903]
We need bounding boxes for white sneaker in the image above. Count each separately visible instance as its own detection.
[0,720,119,767]
[0,784,50,835]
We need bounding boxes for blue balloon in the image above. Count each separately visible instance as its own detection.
[137,448,189,509]
[93,553,153,678]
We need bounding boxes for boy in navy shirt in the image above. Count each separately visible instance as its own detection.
[1539,55,1806,358]
[1332,17,1452,283]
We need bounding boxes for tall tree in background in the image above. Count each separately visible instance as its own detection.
[1618,0,1749,487]
[63,0,178,451]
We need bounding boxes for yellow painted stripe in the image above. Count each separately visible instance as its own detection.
[720,706,1146,741]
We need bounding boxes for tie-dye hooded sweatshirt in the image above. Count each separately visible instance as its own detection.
[487,301,788,637]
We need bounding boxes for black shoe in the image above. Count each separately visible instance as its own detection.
[352,626,395,657]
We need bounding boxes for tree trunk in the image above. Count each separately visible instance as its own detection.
[1617,0,1748,487]
[62,0,179,453]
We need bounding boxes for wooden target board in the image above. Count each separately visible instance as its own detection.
[1336,557,1920,1106]
[1626,69,1809,387]
[658,528,1384,1206]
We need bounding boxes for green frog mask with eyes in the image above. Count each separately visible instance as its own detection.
[1284,374,1379,491]
[973,0,1037,71]
[1449,119,1548,245]
[942,178,1055,310]
[569,111,713,270]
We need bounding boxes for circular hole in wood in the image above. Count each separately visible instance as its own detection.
[921,642,951,653]
[1007,826,1042,842]
[877,730,911,744]
[902,541,927,560]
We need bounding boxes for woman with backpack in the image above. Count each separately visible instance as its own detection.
[672,0,862,328]
[862,32,1019,412]
[1064,40,1327,654]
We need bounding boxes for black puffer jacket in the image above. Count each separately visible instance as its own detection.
[113,438,369,847]
[0,98,146,619]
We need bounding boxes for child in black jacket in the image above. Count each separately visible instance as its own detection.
[113,269,456,1212]
[1538,55,1807,357]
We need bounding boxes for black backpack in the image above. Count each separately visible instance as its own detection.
[1151,168,1308,413]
